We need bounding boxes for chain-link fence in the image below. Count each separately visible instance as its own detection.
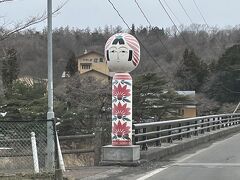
[0,120,54,174]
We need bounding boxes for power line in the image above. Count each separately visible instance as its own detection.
[107,0,175,86]
[192,0,222,48]
[134,0,171,56]
[107,0,131,30]
[192,0,209,27]
[157,0,191,49]
[134,0,200,92]
[162,0,182,25]
[134,0,151,26]
[134,0,185,85]
[177,0,194,24]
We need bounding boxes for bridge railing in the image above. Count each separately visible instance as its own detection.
[133,113,240,150]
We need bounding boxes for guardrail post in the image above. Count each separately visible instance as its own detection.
[194,120,198,136]
[233,116,237,125]
[230,115,233,126]
[221,117,225,128]
[167,125,173,143]
[217,117,221,129]
[207,119,211,132]
[142,128,148,150]
[178,123,182,140]
[201,119,205,134]
[156,126,161,146]
[225,116,229,127]
[228,116,232,126]
[187,122,191,138]
[134,127,139,145]
[212,117,216,131]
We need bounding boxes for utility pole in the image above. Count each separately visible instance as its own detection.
[46,0,55,171]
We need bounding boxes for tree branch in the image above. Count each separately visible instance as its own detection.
[0,0,69,41]
[0,0,13,3]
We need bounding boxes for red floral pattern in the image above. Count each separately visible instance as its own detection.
[112,102,131,119]
[112,121,131,137]
[113,84,131,100]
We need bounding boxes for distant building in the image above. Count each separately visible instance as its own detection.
[76,50,110,83]
[176,91,197,118]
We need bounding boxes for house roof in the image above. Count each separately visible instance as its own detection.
[176,91,195,98]
[81,69,110,77]
[76,51,104,59]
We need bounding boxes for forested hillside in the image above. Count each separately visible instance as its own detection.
[1,24,240,134]
[1,25,240,84]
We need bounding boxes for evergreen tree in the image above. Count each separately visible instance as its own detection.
[208,45,240,102]
[130,24,136,35]
[2,48,19,97]
[175,49,208,91]
[65,51,78,76]
[0,79,47,121]
[133,73,187,122]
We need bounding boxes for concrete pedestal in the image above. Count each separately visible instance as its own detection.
[101,145,140,166]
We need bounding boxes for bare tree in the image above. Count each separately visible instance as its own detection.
[0,0,68,41]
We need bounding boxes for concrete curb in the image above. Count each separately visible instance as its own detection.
[141,125,240,161]
[100,160,141,167]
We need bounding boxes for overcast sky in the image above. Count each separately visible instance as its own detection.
[0,0,239,31]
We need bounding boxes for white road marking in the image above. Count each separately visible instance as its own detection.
[136,133,240,180]
[136,167,169,180]
[174,163,240,167]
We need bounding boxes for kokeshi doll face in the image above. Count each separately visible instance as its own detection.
[105,33,140,73]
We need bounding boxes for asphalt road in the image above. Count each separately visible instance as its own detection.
[64,132,240,180]
[138,132,240,180]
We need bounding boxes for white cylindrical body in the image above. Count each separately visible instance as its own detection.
[112,73,132,146]
[31,132,39,173]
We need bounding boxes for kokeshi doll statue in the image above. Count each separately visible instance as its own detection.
[105,33,140,146]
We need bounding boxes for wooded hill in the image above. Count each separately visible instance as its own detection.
[0,25,240,134]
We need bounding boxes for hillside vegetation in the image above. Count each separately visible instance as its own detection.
[0,25,240,135]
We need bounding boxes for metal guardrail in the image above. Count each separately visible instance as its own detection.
[133,113,240,150]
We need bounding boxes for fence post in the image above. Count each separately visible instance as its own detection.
[156,126,161,146]
[53,120,63,180]
[56,133,65,171]
[94,125,102,166]
[31,132,39,174]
